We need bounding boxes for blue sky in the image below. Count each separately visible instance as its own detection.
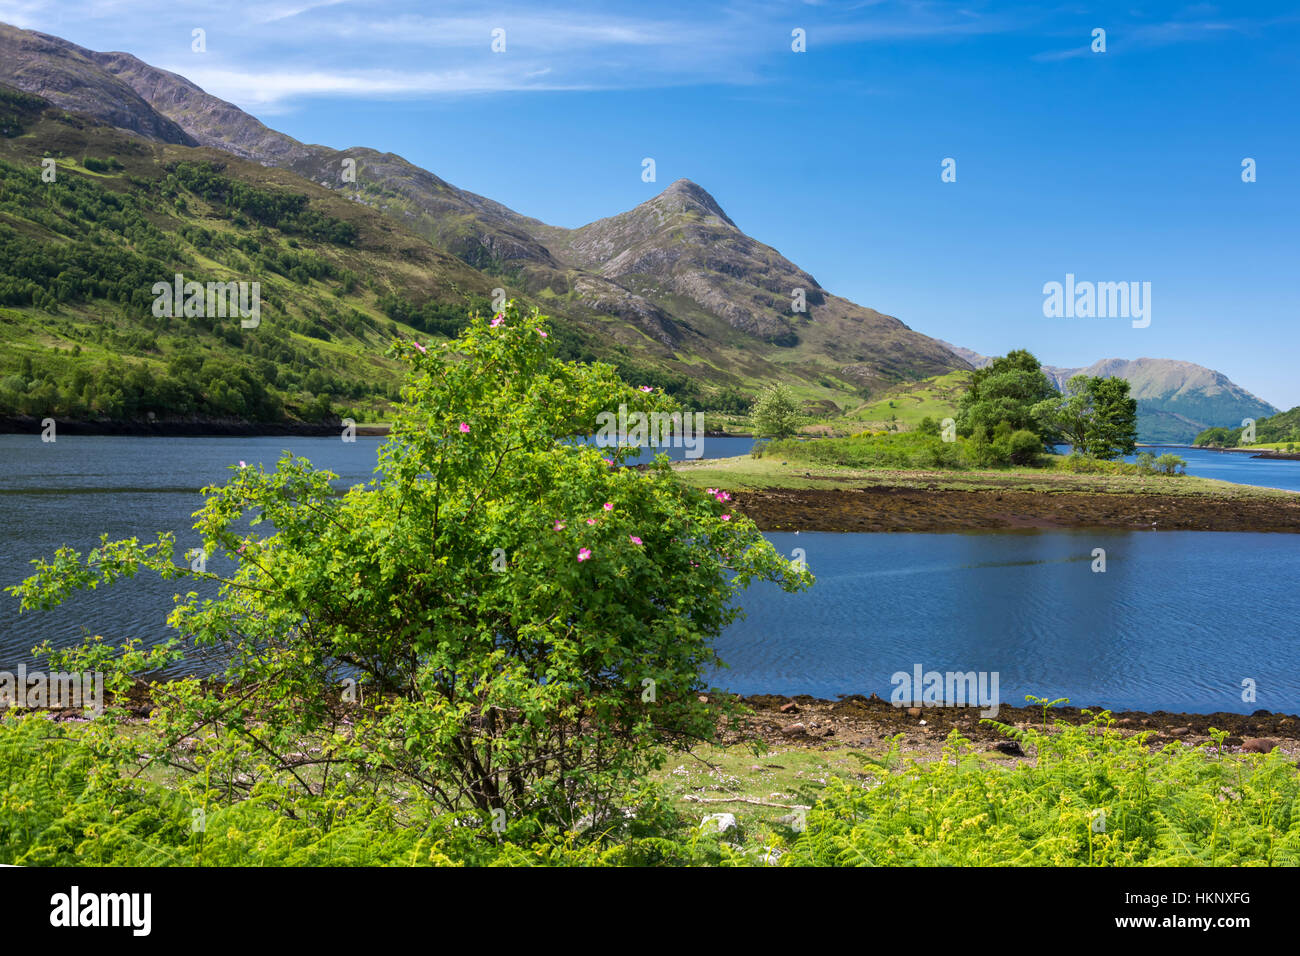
[5,0,1298,407]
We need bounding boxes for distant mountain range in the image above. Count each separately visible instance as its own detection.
[938,343,1277,443]
[0,21,964,409]
[1,19,1278,441]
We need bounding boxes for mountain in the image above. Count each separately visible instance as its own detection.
[0,24,194,145]
[523,179,962,390]
[0,21,965,407]
[935,341,992,370]
[1047,358,1278,443]
[939,344,1277,443]
[0,82,502,427]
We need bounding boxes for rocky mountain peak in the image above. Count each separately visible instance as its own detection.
[0,19,966,395]
[0,23,195,145]
[653,179,736,228]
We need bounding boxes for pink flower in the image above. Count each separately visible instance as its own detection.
[639,385,653,393]
[715,491,731,502]
[554,521,565,531]
[629,535,642,545]
[238,460,247,468]
[237,544,245,554]
[705,488,718,495]
[538,329,547,338]
[413,341,426,354]
[577,548,592,562]
[586,518,596,526]
[459,422,470,433]
[490,317,504,328]
[603,502,614,511]
[721,514,731,521]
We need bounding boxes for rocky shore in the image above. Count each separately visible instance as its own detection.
[729,486,1300,533]
[726,693,1300,762]
[1252,450,1300,461]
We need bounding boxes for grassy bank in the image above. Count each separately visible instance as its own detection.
[673,453,1297,499]
[6,705,1297,866]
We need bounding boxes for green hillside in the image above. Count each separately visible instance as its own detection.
[841,370,972,431]
[0,85,725,428]
[0,85,512,426]
[1195,405,1300,448]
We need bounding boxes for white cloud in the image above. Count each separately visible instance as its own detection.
[170,65,592,105]
[253,0,354,25]
[7,0,1283,109]
[0,0,53,28]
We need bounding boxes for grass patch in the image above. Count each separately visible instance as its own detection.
[674,453,1296,499]
[842,369,971,430]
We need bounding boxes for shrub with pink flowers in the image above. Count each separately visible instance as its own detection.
[11,300,811,836]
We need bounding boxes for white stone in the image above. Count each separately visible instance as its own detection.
[700,812,737,833]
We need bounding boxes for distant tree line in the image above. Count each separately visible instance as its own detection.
[936,349,1139,466]
[165,162,359,246]
[377,293,491,339]
[1195,409,1300,447]
[0,353,288,421]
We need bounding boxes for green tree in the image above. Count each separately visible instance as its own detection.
[1032,374,1093,452]
[1006,429,1044,466]
[1154,452,1186,475]
[10,302,811,832]
[1035,374,1138,460]
[750,383,802,439]
[1084,376,1138,459]
[956,350,1057,440]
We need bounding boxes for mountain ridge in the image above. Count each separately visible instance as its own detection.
[937,342,1277,443]
[0,20,966,401]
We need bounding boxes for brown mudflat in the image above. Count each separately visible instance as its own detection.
[723,693,1300,761]
[731,487,1300,534]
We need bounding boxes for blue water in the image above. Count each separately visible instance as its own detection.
[0,433,753,673]
[1,435,1297,714]
[1127,445,1300,493]
[1048,442,1300,492]
[715,531,1300,714]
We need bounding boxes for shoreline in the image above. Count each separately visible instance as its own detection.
[28,691,1298,759]
[727,485,1300,533]
[0,417,749,440]
[0,415,371,438]
[673,455,1300,533]
[728,693,1300,759]
[30,687,1299,735]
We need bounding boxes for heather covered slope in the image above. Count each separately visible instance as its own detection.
[0,20,967,406]
[0,84,500,426]
[0,24,195,146]
[526,179,965,394]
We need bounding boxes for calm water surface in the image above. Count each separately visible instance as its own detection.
[716,530,1300,714]
[1,435,1296,714]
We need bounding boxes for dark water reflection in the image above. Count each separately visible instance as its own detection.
[1,435,1296,714]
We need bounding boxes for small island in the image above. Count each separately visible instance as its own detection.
[676,350,1300,534]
